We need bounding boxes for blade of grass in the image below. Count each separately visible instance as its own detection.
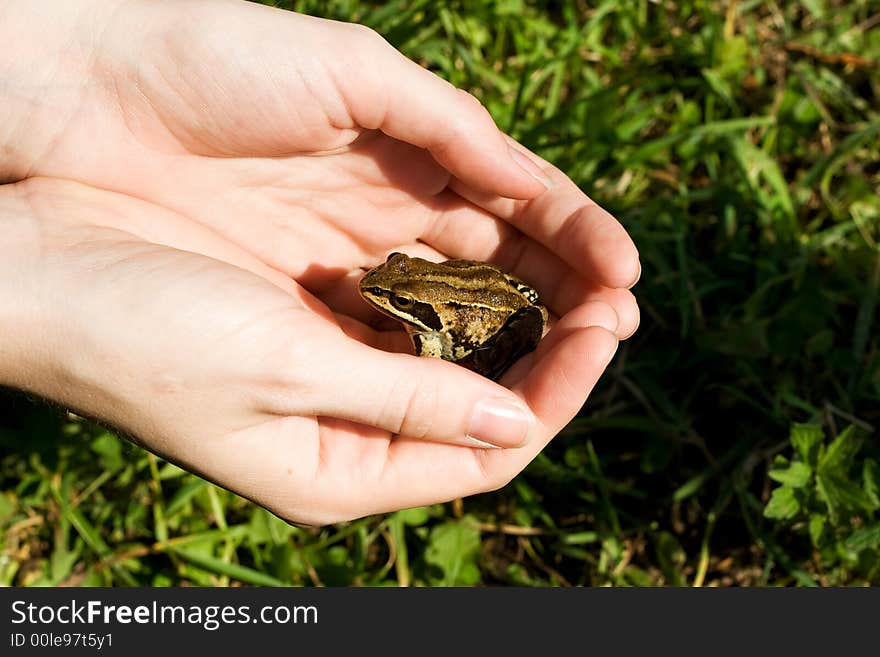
[586,441,622,536]
[387,513,410,587]
[206,484,228,531]
[850,250,880,393]
[168,547,288,587]
[629,116,776,163]
[147,452,168,543]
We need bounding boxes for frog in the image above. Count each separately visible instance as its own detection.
[358,252,548,381]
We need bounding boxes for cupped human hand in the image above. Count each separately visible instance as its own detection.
[2,0,640,339]
[1,179,620,525]
[1,0,641,523]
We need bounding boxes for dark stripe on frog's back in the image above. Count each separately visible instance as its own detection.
[399,278,534,311]
[424,259,510,288]
[441,259,540,302]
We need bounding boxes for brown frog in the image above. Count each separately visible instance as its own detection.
[359,253,548,381]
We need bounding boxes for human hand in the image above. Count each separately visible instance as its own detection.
[2,0,641,524]
[1,179,621,525]
[2,0,639,338]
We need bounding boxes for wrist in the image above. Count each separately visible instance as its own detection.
[0,187,51,391]
[0,181,151,439]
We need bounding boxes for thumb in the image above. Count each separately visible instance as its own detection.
[337,29,551,200]
[306,339,537,448]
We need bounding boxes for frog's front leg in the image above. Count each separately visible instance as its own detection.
[409,330,454,360]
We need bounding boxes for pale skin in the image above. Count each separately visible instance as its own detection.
[0,0,640,525]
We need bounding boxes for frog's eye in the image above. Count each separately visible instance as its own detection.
[392,294,414,308]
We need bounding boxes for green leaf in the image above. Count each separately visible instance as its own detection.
[716,35,749,79]
[768,461,812,488]
[0,559,21,587]
[622,565,657,587]
[64,506,111,558]
[166,479,208,516]
[655,531,687,586]
[851,249,879,370]
[90,432,124,472]
[702,68,734,107]
[62,505,136,586]
[728,137,796,228]
[763,486,800,519]
[246,508,298,546]
[49,548,80,586]
[395,506,432,527]
[425,519,482,586]
[313,545,356,586]
[169,547,287,587]
[560,531,599,545]
[157,462,187,479]
[818,426,862,474]
[799,0,825,19]
[845,523,880,553]
[790,423,824,467]
[0,491,16,524]
[628,116,775,163]
[816,473,877,515]
[808,514,826,548]
[864,458,880,508]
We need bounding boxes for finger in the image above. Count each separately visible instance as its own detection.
[361,324,620,512]
[333,314,413,353]
[219,321,620,524]
[425,236,640,342]
[324,235,638,339]
[593,288,639,339]
[291,337,539,449]
[515,326,619,437]
[448,143,641,289]
[416,191,640,335]
[500,301,620,385]
[340,31,551,200]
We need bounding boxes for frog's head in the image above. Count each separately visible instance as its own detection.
[358,253,445,332]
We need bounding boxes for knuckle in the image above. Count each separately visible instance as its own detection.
[347,22,384,46]
[470,449,514,492]
[395,376,440,440]
[274,507,343,529]
[455,88,488,115]
[255,338,315,413]
[454,89,492,127]
[270,491,360,528]
[429,89,493,152]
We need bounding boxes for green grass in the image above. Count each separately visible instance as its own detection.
[2,0,879,586]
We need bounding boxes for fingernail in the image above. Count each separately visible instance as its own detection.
[467,396,534,448]
[627,261,642,289]
[509,147,553,190]
[461,436,502,449]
